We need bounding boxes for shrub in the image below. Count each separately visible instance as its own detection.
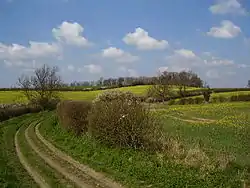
[194,97,204,104]
[230,94,250,102]
[56,100,92,136]
[202,89,212,102]
[212,96,228,103]
[88,90,166,151]
[0,105,42,122]
[168,99,176,105]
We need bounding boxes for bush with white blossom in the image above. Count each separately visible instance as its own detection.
[88,90,166,151]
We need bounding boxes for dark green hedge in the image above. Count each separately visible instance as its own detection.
[168,94,250,105]
[0,106,42,122]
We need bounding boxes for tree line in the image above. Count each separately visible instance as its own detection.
[67,70,204,88]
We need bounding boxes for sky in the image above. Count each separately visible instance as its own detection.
[0,0,249,88]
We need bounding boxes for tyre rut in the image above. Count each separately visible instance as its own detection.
[35,123,124,188]
[25,122,96,188]
[15,127,50,188]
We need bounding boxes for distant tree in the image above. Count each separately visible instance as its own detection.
[202,84,212,103]
[248,80,250,88]
[17,64,62,109]
[147,71,173,102]
[118,77,124,87]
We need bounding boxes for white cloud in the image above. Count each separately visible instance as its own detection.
[52,21,91,47]
[209,0,247,15]
[207,20,241,38]
[4,59,38,71]
[206,70,219,78]
[102,47,139,63]
[161,48,240,78]
[0,42,60,60]
[158,66,169,73]
[174,49,196,58]
[204,58,234,66]
[127,69,138,77]
[165,48,202,70]
[237,64,250,68]
[84,64,102,74]
[67,64,75,71]
[118,66,138,77]
[123,27,168,50]
[202,52,212,56]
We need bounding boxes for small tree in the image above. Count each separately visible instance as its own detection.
[17,64,62,109]
[202,84,212,103]
[147,71,173,102]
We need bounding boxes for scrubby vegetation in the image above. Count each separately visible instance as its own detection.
[57,100,92,135]
[87,90,165,151]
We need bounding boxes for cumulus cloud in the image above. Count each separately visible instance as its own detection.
[52,21,91,47]
[65,64,102,74]
[237,64,250,68]
[158,66,169,73]
[209,0,247,15]
[0,42,60,60]
[161,48,240,77]
[84,64,102,74]
[207,20,241,38]
[67,64,75,71]
[102,47,139,63]
[206,70,219,79]
[118,66,138,77]
[123,27,168,50]
[205,59,234,66]
[174,49,196,58]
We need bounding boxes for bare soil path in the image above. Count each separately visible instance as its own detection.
[15,119,124,188]
[35,123,123,188]
[15,128,50,188]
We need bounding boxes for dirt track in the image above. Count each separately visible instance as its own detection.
[15,121,124,188]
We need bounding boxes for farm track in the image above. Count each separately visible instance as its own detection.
[15,120,124,188]
[15,127,50,188]
[165,114,216,124]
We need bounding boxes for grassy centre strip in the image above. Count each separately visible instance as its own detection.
[17,119,76,188]
[26,121,107,188]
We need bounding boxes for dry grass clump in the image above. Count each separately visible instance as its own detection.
[56,100,92,135]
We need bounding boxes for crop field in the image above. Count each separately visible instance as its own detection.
[153,102,250,166]
[0,85,199,104]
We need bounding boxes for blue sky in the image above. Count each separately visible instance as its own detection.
[0,0,249,87]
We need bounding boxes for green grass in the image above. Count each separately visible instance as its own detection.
[39,108,249,188]
[0,85,153,103]
[154,102,250,165]
[0,85,199,103]
[0,114,39,187]
[0,85,244,104]
[17,117,74,188]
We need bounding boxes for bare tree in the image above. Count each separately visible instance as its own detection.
[147,71,173,102]
[18,64,62,109]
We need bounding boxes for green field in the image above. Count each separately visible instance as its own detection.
[0,85,200,104]
[1,101,249,187]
